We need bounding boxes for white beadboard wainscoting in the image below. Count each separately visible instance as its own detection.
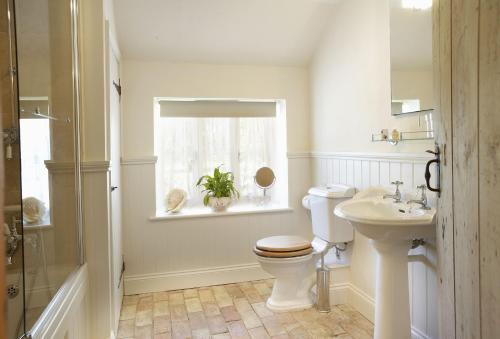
[311,151,438,339]
[121,156,314,294]
[121,151,437,339]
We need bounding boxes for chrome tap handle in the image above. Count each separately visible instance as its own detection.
[417,184,428,202]
[410,184,430,209]
[391,181,403,193]
[390,181,403,202]
[391,180,404,188]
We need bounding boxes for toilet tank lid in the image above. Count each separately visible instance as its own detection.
[308,184,356,198]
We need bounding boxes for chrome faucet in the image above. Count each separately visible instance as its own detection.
[383,181,403,203]
[5,216,22,265]
[407,185,431,210]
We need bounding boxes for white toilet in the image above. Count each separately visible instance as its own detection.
[254,184,355,312]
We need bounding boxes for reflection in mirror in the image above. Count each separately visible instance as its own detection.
[390,0,433,115]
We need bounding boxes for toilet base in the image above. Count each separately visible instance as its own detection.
[266,296,314,312]
[255,251,318,313]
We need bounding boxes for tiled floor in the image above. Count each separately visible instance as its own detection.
[117,279,374,339]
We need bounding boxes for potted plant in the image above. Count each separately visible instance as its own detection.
[196,166,240,211]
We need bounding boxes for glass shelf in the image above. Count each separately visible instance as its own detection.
[371,130,434,145]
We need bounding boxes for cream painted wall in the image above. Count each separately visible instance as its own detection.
[310,0,437,337]
[121,60,311,157]
[120,60,313,293]
[310,0,434,154]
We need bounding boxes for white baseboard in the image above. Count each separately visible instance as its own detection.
[347,283,375,323]
[329,282,351,305]
[331,283,432,339]
[124,263,272,295]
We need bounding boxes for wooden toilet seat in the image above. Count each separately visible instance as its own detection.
[254,235,312,258]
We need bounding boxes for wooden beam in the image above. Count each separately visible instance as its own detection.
[452,0,481,338]
[433,0,456,337]
[479,0,500,337]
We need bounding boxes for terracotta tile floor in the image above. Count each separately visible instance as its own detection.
[117,279,374,339]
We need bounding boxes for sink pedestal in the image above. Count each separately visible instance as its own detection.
[371,239,412,339]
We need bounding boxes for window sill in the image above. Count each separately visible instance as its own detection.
[150,204,293,221]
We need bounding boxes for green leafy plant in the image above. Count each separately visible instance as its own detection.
[196,166,240,206]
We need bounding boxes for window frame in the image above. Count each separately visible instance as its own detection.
[153,97,289,216]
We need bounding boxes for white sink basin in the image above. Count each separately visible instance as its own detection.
[334,193,436,339]
[334,196,436,240]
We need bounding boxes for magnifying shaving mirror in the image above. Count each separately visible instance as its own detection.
[254,167,275,204]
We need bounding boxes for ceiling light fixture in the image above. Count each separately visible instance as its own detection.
[401,0,432,10]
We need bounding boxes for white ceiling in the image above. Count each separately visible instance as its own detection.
[113,0,338,66]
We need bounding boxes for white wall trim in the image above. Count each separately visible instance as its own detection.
[121,156,158,165]
[329,282,351,305]
[124,263,272,295]
[30,264,88,339]
[45,161,77,174]
[287,151,433,162]
[286,152,312,159]
[347,283,375,322]
[82,160,111,172]
[311,151,433,162]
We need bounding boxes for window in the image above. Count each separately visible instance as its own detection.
[20,118,51,209]
[155,99,287,212]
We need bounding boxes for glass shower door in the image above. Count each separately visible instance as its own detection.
[1,0,25,337]
[16,0,81,334]
[2,0,82,337]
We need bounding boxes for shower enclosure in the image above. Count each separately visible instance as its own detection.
[1,0,82,337]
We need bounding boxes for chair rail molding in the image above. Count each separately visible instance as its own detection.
[121,156,158,166]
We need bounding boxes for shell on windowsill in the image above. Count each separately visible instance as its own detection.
[165,189,187,213]
[23,197,46,223]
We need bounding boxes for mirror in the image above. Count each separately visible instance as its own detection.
[390,0,433,115]
[255,167,275,194]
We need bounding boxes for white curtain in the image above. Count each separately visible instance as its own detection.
[238,118,275,197]
[157,117,275,207]
[20,119,51,208]
[197,118,233,177]
[157,118,198,202]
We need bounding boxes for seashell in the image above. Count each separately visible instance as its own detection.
[165,189,187,213]
[23,197,46,223]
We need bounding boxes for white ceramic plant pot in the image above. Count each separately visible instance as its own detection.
[208,197,232,211]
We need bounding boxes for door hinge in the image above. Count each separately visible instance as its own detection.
[113,78,121,97]
[118,258,125,288]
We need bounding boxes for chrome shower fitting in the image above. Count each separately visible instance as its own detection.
[3,127,18,144]
[3,127,18,160]
[5,216,22,265]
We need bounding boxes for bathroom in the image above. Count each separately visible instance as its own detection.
[0,0,498,338]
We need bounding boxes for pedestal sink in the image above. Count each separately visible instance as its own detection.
[334,195,436,339]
